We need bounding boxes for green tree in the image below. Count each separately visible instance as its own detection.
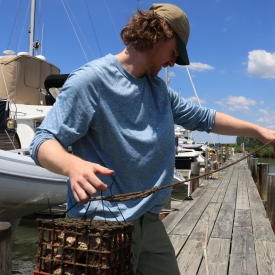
[236,136,274,157]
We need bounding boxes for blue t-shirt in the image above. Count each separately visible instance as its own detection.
[30,54,215,221]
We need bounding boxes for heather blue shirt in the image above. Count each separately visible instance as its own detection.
[30,54,215,221]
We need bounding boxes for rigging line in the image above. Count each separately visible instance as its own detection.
[186,66,216,145]
[13,0,20,51]
[88,138,275,203]
[17,0,31,53]
[37,0,42,45]
[60,0,89,62]
[41,0,48,57]
[84,0,102,57]
[103,0,123,47]
[7,0,20,51]
[7,2,17,49]
[41,23,44,55]
[65,0,95,60]
[186,66,201,106]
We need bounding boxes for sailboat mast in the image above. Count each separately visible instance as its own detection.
[29,0,36,56]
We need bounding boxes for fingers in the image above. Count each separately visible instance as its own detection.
[92,164,115,179]
[70,161,115,204]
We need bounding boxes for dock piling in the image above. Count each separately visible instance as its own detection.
[257,163,269,203]
[251,158,258,182]
[0,222,12,275]
[190,162,200,194]
[266,174,275,227]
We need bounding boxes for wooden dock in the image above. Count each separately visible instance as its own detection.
[163,153,275,275]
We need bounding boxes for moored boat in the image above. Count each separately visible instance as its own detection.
[0,0,68,228]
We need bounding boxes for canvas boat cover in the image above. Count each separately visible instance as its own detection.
[0,55,60,105]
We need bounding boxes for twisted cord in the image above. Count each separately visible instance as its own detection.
[88,138,275,203]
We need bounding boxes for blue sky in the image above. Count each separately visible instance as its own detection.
[1,0,275,144]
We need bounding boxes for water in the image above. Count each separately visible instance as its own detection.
[10,157,275,274]
[258,157,275,173]
[12,218,38,274]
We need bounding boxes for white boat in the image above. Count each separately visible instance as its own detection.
[0,0,67,226]
[175,126,206,168]
[0,149,67,222]
[0,59,68,224]
[0,55,68,224]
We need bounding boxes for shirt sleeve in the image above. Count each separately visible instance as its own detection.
[168,87,216,133]
[30,65,100,166]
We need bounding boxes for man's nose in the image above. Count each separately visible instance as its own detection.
[168,59,176,67]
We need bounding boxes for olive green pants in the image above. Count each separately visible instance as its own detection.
[131,212,180,275]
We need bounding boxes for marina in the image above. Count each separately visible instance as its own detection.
[3,153,274,274]
[0,1,274,274]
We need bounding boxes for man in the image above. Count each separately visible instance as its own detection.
[30,4,275,275]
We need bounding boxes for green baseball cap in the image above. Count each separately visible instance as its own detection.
[149,3,190,65]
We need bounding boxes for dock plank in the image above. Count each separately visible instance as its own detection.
[197,238,231,275]
[255,240,275,275]
[163,154,275,275]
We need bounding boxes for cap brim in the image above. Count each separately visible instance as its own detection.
[175,34,189,66]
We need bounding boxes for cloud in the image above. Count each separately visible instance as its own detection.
[187,62,215,72]
[225,16,232,22]
[186,96,206,105]
[168,71,176,77]
[257,108,275,128]
[215,95,256,113]
[247,50,275,78]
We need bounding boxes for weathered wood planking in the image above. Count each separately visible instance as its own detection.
[163,154,275,275]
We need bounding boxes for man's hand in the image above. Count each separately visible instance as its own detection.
[256,127,275,157]
[69,159,114,204]
[37,140,115,204]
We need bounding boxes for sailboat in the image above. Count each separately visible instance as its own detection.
[0,0,67,226]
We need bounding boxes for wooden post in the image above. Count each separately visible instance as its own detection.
[225,151,230,161]
[257,163,269,203]
[0,222,12,275]
[251,158,258,183]
[210,161,218,177]
[222,153,226,164]
[217,152,222,165]
[248,156,254,172]
[190,162,200,194]
[266,174,275,231]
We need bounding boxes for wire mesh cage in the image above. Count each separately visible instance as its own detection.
[33,218,134,275]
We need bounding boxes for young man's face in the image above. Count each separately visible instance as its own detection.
[145,36,179,77]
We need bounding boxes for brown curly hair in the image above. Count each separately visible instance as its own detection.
[120,9,174,52]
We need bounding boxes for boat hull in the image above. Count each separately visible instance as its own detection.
[0,149,67,221]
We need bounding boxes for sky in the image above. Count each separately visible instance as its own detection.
[0,0,275,144]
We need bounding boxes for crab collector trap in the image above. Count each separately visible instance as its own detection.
[33,218,134,275]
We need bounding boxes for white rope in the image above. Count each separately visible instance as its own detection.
[41,23,44,55]
[65,0,95,60]
[60,0,89,62]
[186,66,201,106]
[103,0,123,47]
[186,66,216,145]
[17,0,31,53]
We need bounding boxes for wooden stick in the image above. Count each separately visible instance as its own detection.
[203,226,210,275]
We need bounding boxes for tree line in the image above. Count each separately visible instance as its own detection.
[236,136,274,157]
